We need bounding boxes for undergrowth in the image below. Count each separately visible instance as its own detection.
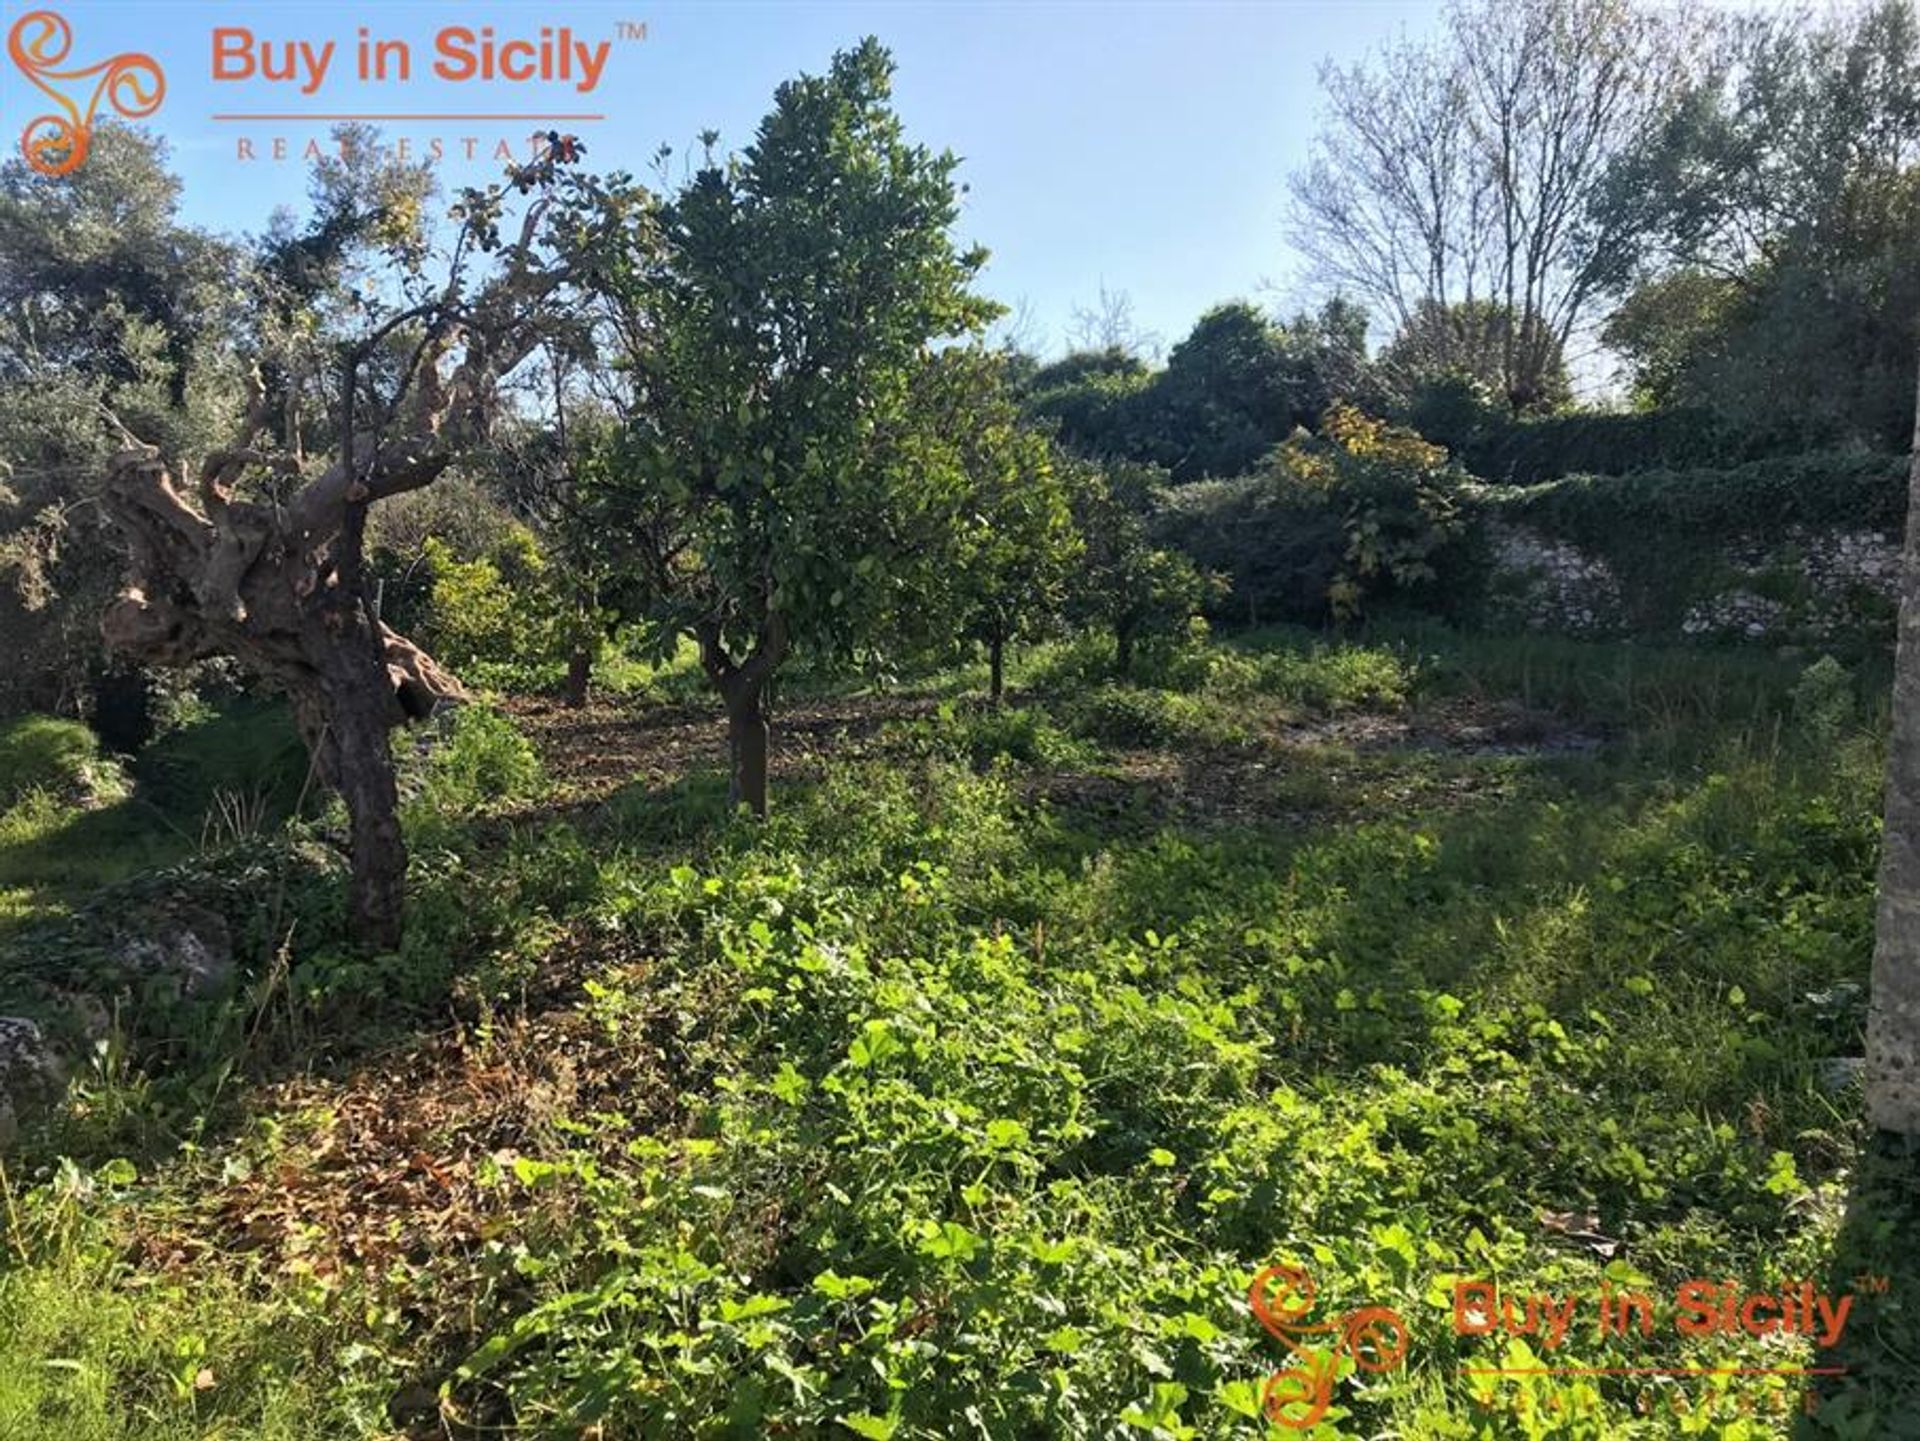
[0,632,1905,1439]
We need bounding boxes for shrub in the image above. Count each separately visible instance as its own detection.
[895,703,1094,771]
[1240,641,1411,712]
[1158,472,1349,625]
[1160,408,1474,625]
[1063,685,1247,748]
[401,705,543,827]
[1121,624,1257,694]
[1791,655,1856,751]
[1398,376,1790,484]
[417,528,573,689]
[1481,450,1909,545]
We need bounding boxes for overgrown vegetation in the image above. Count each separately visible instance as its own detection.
[0,632,1905,1437]
[0,0,1916,1435]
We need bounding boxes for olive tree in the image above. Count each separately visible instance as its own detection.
[0,125,246,721]
[98,143,634,948]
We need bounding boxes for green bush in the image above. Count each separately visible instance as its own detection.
[894,703,1095,771]
[0,717,125,808]
[1399,376,1791,484]
[1158,472,1349,625]
[1481,450,1909,544]
[1792,655,1856,752]
[1160,408,1475,626]
[401,705,544,827]
[1063,684,1247,748]
[417,528,575,691]
[1238,639,1411,712]
[1119,626,1256,694]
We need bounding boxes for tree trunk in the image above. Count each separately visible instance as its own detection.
[98,440,465,955]
[694,615,787,823]
[319,675,408,953]
[564,646,593,709]
[988,632,1006,705]
[1866,361,1920,1132]
[1115,623,1134,680]
[724,678,771,819]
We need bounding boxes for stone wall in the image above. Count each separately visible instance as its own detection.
[1485,520,1901,643]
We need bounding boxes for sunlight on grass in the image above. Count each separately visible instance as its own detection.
[0,634,1897,1438]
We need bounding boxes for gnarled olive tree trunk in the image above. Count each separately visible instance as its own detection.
[95,155,612,950]
[1867,361,1920,1133]
[100,432,466,951]
[97,308,549,947]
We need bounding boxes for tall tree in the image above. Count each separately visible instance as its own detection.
[1146,304,1307,481]
[1068,283,1161,358]
[1867,356,1920,1134]
[98,141,632,948]
[594,40,997,817]
[1021,303,1375,480]
[1598,0,1920,446]
[0,124,245,720]
[1146,301,1380,479]
[1020,348,1155,463]
[1378,299,1572,414]
[1290,0,1691,413]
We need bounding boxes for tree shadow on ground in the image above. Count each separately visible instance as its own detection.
[1798,1130,1920,1439]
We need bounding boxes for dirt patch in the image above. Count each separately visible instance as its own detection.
[508,693,946,807]
[508,691,1595,839]
[1030,697,1593,832]
[1279,696,1603,757]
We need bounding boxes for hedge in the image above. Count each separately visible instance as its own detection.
[1477,449,1910,547]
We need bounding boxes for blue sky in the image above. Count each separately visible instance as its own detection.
[2,1,1452,355]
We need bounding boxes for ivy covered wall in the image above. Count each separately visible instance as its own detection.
[1470,451,1908,645]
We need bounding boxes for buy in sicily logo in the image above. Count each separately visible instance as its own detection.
[1249,1264,1410,1428]
[7,9,165,175]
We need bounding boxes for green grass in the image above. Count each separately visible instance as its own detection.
[1379,621,1864,741]
[0,702,310,938]
[0,632,1908,1439]
[0,715,126,810]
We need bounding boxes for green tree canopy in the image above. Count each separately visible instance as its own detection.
[1598,0,1920,446]
[595,38,998,813]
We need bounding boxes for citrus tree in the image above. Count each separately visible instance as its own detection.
[1067,458,1219,678]
[594,39,998,814]
[938,357,1081,703]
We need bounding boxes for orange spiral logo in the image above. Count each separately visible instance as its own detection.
[1248,1264,1409,1429]
[7,10,165,176]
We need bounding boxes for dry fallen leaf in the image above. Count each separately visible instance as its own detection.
[1539,1208,1621,1258]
